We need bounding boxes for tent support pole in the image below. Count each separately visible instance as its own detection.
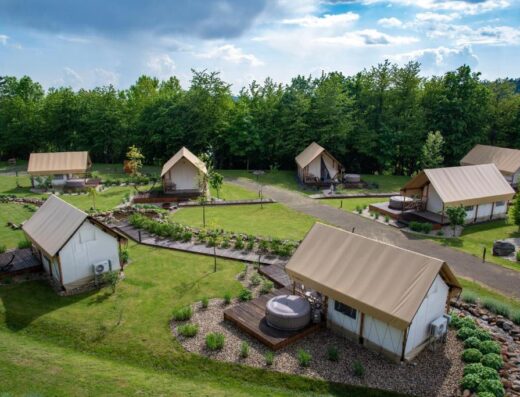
[359,312,365,345]
[401,327,409,362]
[474,204,479,223]
[441,204,445,225]
[490,202,495,220]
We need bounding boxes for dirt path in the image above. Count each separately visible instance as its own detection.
[231,178,520,300]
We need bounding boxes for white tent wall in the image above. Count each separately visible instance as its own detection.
[426,184,443,213]
[307,156,321,178]
[327,298,360,335]
[405,274,449,357]
[165,159,200,190]
[322,153,338,179]
[512,170,520,185]
[363,315,405,358]
[59,221,120,289]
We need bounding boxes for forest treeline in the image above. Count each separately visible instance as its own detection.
[0,61,519,175]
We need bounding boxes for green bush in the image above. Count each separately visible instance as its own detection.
[461,291,478,304]
[258,239,269,253]
[205,332,225,351]
[223,291,232,305]
[480,367,500,381]
[479,340,501,355]
[297,349,312,367]
[0,244,6,254]
[384,215,390,223]
[464,336,482,349]
[477,379,505,397]
[234,238,245,250]
[327,346,339,362]
[460,373,481,391]
[265,351,274,366]
[177,323,198,337]
[482,298,511,317]
[250,273,262,286]
[516,251,520,262]
[463,363,486,376]
[220,236,230,248]
[260,280,274,295]
[436,230,444,236]
[460,317,477,329]
[477,393,496,397]
[409,221,432,234]
[475,328,492,341]
[450,313,464,329]
[481,353,503,370]
[355,205,362,214]
[239,341,249,358]
[462,348,483,363]
[172,306,192,321]
[17,239,31,249]
[201,296,209,309]
[353,361,365,377]
[246,239,255,251]
[238,288,252,302]
[458,327,477,340]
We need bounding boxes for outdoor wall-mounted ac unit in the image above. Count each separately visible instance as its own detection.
[92,260,110,275]
[430,316,448,339]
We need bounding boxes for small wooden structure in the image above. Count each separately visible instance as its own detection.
[224,288,321,350]
[295,142,343,186]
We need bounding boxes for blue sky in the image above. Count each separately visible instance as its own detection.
[0,0,518,92]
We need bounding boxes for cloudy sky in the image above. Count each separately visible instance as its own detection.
[0,0,518,92]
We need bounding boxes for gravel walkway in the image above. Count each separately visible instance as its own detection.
[172,299,463,397]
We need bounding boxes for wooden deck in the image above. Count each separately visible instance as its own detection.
[0,248,42,279]
[224,288,321,350]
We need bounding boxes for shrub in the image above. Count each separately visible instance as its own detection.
[460,373,481,391]
[327,346,339,362]
[436,230,444,236]
[17,239,31,249]
[479,340,501,355]
[463,363,486,376]
[201,296,209,309]
[458,327,477,340]
[409,221,432,234]
[475,328,492,341]
[172,306,192,321]
[461,291,478,304]
[260,280,274,295]
[238,288,252,302]
[181,231,192,242]
[462,348,483,363]
[205,332,225,351]
[234,238,245,250]
[384,215,390,223]
[353,361,365,377]
[480,367,500,381]
[374,212,380,220]
[240,341,250,358]
[511,310,520,325]
[478,379,505,397]
[120,248,129,264]
[464,336,482,349]
[481,353,503,370]
[223,291,232,305]
[482,298,511,317]
[250,272,262,286]
[297,349,312,367]
[460,317,477,329]
[356,205,362,214]
[246,239,255,251]
[516,251,520,262]
[102,271,120,293]
[178,323,198,337]
[265,351,274,366]
[477,393,496,397]
[0,244,6,254]
[258,240,269,253]
[450,313,464,329]
[220,237,230,248]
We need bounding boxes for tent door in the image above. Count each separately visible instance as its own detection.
[320,157,330,181]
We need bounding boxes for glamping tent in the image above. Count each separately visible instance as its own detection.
[295,142,343,185]
[22,195,127,292]
[460,144,520,187]
[401,164,515,224]
[286,223,461,361]
[27,151,92,187]
[161,147,208,197]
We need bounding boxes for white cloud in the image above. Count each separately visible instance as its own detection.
[377,17,403,28]
[391,45,479,72]
[57,35,91,44]
[361,0,510,15]
[147,54,176,78]
[282,12,359,28]
[415,12,460,23]
[92,68,119,86]
[0,35,8,45]
[316,29,418,46]
[62,67,83,87]
[428,24,520,46]
[196,44,263,66]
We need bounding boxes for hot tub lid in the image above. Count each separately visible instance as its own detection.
[266,295,311,318]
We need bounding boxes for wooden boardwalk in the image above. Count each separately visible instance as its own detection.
[224,288,321,350]
[112,222,291,287]
[0,248,41,279]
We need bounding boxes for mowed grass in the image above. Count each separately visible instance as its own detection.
[211,182,259,201]
[319,197,387,212]
[170,203,317,240]
[459,277,520,312]
[0,203,34,249]
[59,186,137,212]
[0,243,401,397]
[431,216,520,272]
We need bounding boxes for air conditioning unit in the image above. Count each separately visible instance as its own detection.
[430,316,449,339]
[92,260,110,275]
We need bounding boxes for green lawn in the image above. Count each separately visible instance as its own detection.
[459,277,520,312]
[170,203,317,240]
[0,243,400,397]
[431,217,520,272]
[211,182,259,201]
[59,185,137,212]
[0,203,34,249]
[319,197,387,212]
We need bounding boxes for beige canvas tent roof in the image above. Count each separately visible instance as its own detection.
[461,144,520,175]
[295,142,342,169]
[22,195,88,257]
[401,164,515,207]
[27,151,91,175]
[160,147,207,177]
[286,223,461,330]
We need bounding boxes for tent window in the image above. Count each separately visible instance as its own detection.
[464,205,474,211]
[79,229,96,244]
[496,201,505,207]
[53,174,65,180]
[334,301,357,319]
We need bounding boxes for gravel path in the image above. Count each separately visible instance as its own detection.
[172,298,464,397]
[228,178,520,300]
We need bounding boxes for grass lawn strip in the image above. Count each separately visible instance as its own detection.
[0,203,34,249]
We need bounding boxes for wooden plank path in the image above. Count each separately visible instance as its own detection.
[179,198,276,207]
[112,222,291,287]
[224,288,321,350]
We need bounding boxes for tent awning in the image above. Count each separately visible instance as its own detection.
[461,144,520,175]
[27,151,91,175]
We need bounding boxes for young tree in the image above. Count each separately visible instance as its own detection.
[512,198,520,232]
[125,145,145,176]
[446,206,466,235]
[209,171,224,199]
[420,131,444,169]
[87,186,98,211]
